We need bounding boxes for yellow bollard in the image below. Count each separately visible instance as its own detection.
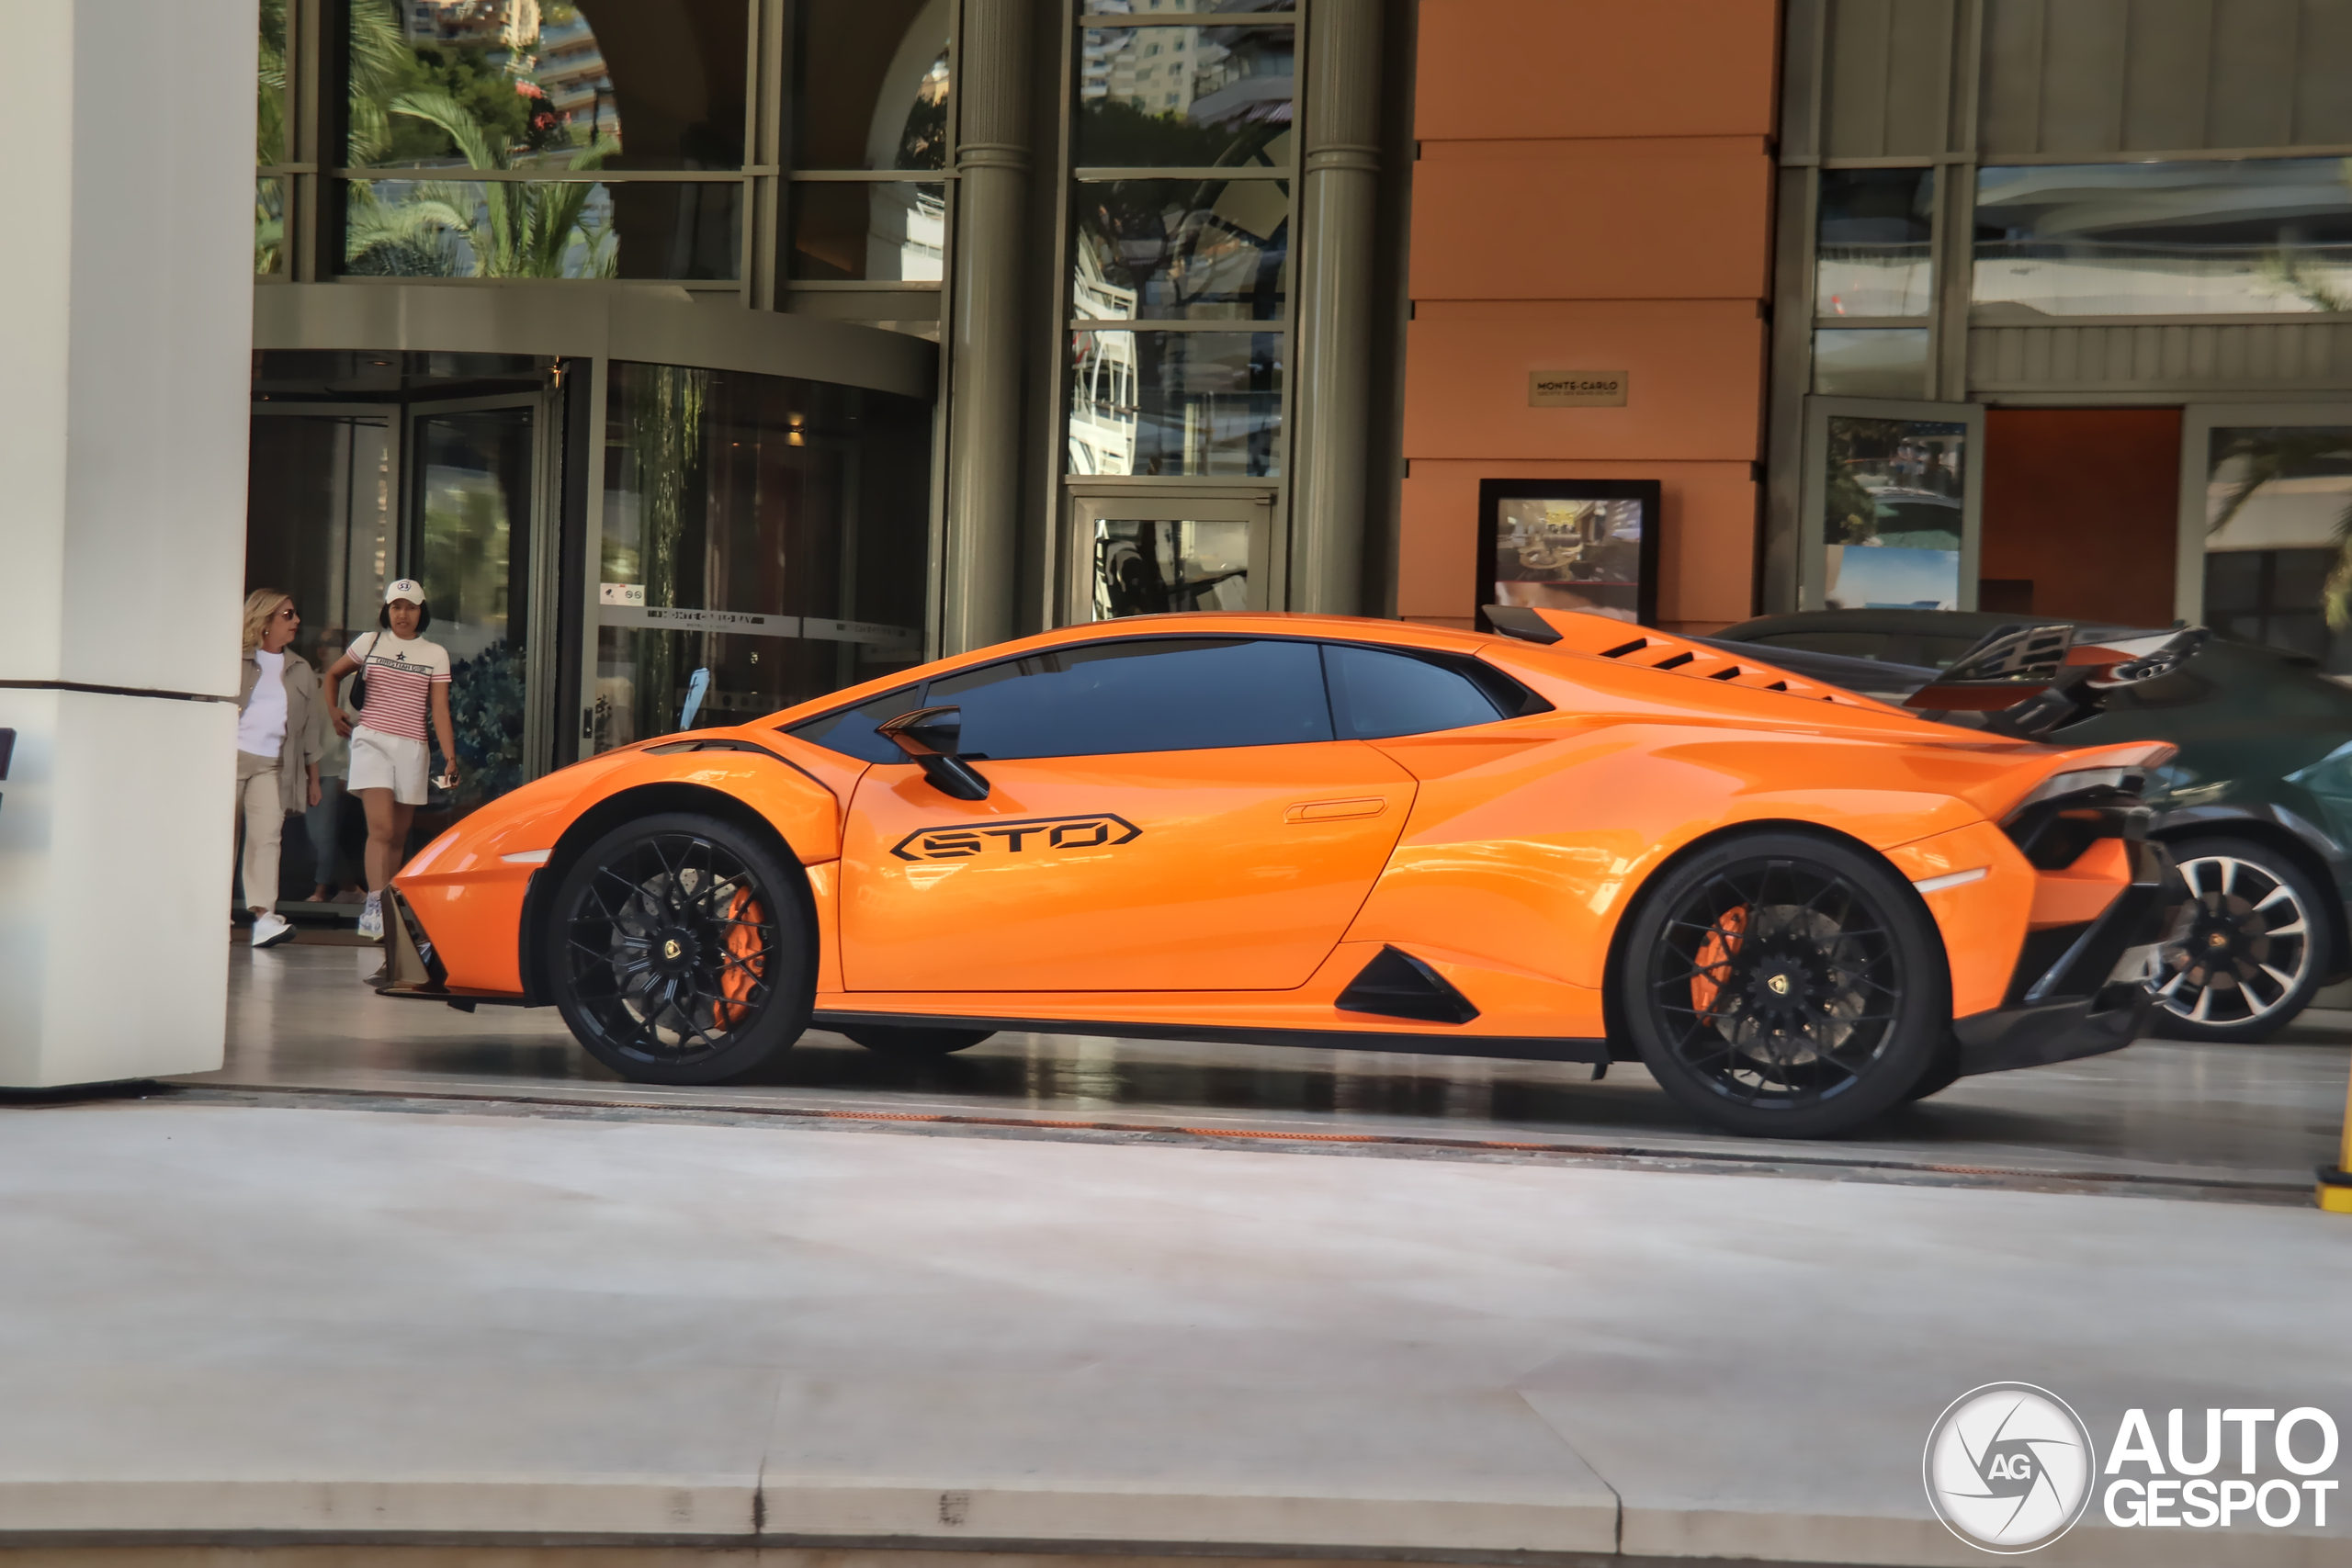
[2321,1057,2352,1213]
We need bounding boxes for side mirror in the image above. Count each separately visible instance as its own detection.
[876,705,990,801]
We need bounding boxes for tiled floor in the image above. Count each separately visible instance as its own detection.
[187,944,2352,1197]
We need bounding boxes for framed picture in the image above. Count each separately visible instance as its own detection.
[1475,479,1662,631]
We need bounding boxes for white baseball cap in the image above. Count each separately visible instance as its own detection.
[384,579,426,605]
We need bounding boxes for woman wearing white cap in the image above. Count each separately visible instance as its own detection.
[318,580,460,941]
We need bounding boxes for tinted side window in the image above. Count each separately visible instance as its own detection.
[1323,643,1510,739]
[785,686,922,763]
[932,637,1332,760]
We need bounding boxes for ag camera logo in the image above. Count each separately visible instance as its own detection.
[1924,1382,2096,1553]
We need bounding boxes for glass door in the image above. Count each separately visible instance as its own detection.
[1799,397,1984,612]
[2179,403,2352,672]
[246,407,399,908]
[403,394,558,819]
[1064,495,1273,623]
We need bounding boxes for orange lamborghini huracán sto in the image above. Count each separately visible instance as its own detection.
[379,609,2188,1137]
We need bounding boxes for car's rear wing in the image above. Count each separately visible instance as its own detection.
[1905,624,2209,739]
[1483,605,1893,711]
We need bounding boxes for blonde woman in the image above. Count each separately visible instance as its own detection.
[235,589,326,949]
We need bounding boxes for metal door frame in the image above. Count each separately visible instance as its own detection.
[1061,492,1275,626]
[2176,401,2352,630]
[1797,395,1986,612]
[402,391,563,784]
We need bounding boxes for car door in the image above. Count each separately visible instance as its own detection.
[837,637,1419,993]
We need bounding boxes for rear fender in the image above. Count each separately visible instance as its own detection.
[1594,820,1956,1061]
[1349,724,1991,993]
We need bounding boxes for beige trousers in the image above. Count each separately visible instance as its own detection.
[236,750,283,914]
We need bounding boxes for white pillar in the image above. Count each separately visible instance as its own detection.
[0,0,254,1085]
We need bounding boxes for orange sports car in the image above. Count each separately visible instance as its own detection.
[379,609,2188,1137]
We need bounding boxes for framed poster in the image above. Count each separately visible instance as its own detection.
[1475,479,1662,630]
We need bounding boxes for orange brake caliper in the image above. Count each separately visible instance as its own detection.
[714,886,767,1031]
[1690,906,1748,1019]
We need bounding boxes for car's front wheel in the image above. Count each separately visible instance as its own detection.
[2152,836,2329,1043]
[1618,830,1948,1138]
[548,812,812,1084]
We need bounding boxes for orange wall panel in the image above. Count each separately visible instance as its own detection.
[1399,460,1757,629]
[1403,301,1764,461]
[1395,0,1781,636]
[1409,141,1773,301]
[1416,0,1781,141]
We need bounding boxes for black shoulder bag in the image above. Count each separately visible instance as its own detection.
[349,632,381,713]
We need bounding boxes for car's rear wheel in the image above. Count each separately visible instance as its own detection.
[840,1024,995,1056]
[1619,831,1948,1138]
[2151,836,2328,1043]
[548,812,811,1084]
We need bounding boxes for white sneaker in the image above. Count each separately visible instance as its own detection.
[250,912,295,949]
[356,896,384,942]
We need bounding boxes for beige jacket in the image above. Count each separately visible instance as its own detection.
[237,649,327,814]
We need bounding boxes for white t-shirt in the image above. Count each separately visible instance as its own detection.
[347,630,451,744]
[237,648,288,756]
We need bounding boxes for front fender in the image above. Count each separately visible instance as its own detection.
[393,732,849,995]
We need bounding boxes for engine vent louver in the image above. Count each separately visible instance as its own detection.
[1335,946,1480,1025]
[1487,607,1880,710]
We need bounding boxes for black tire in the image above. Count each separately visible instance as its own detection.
[841,1025,995,1056]
[2151,835,2330,1043]
[1618,830,1949,1138]
[548,812,812,1084]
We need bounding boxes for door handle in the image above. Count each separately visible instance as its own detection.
[1284,797,1387,823]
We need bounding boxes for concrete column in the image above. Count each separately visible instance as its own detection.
[0,1,254,1085]
[940,0,1034,654]
[1287,0,1384,615]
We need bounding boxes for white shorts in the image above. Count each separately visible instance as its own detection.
[348,727,430,805]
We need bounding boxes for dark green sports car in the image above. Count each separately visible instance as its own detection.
[1712,608,2352,1043]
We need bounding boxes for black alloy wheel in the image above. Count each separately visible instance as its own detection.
[548,812,812,1084]
[2152,836,2328,1043]
[1620,831,1947,1138]
[840,1024,996,1056]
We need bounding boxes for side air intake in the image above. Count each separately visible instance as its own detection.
[1335,946,1480,1025]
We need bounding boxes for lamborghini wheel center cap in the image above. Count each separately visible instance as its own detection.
[650,927,701,974]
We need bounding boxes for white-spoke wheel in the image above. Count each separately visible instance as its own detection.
[2154,838,2329,1043]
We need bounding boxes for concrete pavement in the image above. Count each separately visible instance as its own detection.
[4,1092,2350,1565]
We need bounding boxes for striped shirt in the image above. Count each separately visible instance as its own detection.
[346,631,450,743]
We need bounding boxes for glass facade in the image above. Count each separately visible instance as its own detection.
[787,182,946,282]
[1815,168,1933,318]
[1812,328,1928,398]
[1068,329,1282,477]
[1074,26,1295,166]
[594,362,932,749]
[1072,178,1289,320]
[1974,159,2352,317]
[345,178,741,278]
[1819,416,1969,611]
[1090,518,1252,616]
[1065,10,1293,480]
[336,0,750,280]
[2203,425,2352,671]
[791,0,951,172]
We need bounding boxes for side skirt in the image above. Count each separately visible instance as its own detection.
[809,1010,1610,1065]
